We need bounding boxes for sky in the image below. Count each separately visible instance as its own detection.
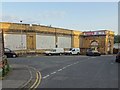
[1,1,119,34]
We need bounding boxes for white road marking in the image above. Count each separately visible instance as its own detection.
[74,62,78,64]
[67,65,71,67]
[91,57,96,58]
[66,65,70,68]
[76,61,79,63]
[69,64,73,66]
[62,67,67,69]
[43,59,89,79]
[43,75,50,79]
[58,69,62,71]
[51,72,56,75]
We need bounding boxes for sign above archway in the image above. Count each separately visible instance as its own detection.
[83,31,106,36]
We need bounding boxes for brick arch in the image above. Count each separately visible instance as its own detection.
[90,40,99,46]
[90,40,99,51]
[107,40,111,54]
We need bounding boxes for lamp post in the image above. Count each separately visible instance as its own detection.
[20,20,23,56]
[55,28,58,48]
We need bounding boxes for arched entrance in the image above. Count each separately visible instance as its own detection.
[107,41,111,54]
[90,41,99,51]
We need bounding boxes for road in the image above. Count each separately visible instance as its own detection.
[6,55,118,88]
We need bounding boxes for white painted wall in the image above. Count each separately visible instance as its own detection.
[36,34,55,49]
[4,34,26,50]
[58,36,71,48]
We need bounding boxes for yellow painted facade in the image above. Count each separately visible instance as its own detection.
[0,22,114,54]
[81,30,114,54]
[72,31,82,48]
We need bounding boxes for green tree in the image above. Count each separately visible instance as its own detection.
[114,35,120,43]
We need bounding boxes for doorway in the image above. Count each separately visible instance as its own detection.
[27,34,35,50]
[90,41,99,51]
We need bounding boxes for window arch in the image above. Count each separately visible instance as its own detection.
[90,40,99,46]
[90,40,99,51]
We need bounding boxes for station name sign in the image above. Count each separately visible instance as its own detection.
[83,31,106,36]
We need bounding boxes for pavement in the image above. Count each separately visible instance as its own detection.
[2,64,35,89]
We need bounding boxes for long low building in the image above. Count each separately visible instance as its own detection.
[0,22,114,55]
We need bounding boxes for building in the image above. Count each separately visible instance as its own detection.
[113,43,120,54]
[81,30,114,54]
[0,22,114,55]
[0,30,3,68]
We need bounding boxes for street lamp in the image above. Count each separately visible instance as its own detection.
[55,28,58,48]
[20,20,23,56]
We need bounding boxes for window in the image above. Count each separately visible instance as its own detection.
[53,49,56,52]
[4,48,11,52]
[72,49,75,51]
[91,41,98,46]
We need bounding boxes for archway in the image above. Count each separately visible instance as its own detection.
[90,40,99,51]
[107,41,111,54]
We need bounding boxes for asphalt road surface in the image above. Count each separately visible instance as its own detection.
[7,55,119,88]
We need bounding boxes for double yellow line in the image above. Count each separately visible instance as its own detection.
[30,71,42,90]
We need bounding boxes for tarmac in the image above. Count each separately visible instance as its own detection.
[1,64,37,89]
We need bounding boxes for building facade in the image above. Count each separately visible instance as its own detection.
[0,22,114,55]
[81,31,114,54]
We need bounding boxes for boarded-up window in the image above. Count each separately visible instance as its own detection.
[36,34,55,49]
[58,36,71,48]
[4,34,26,50]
